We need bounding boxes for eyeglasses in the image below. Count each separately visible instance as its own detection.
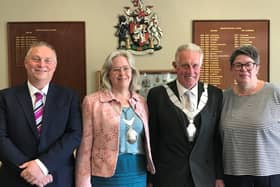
[232,62,256,71]
[111,66,131,73]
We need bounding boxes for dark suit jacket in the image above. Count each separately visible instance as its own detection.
[147,80,223,187]
[0,82,82,187]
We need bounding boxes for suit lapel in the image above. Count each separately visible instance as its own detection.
[195,82,208,139]
[167,81,189,137]
[40,84,57,136]
[197,82,203,104]
[16,84,39,138]
[168,81,180,99]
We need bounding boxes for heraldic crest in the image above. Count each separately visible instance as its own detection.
[115,0,163,55]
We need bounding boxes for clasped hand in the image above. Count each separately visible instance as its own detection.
[20,160,53,187]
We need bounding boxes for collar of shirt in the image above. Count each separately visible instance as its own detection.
[99,89,141,109]
[27,81,49,105]
[176,80,198,106]
[176,80,198,97]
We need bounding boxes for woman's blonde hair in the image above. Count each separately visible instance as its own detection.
[101,50,140,91]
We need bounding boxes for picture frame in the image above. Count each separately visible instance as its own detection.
[96,70,176,97]
[138,70,176,98]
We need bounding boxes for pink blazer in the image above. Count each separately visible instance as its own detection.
[75,90,155,185]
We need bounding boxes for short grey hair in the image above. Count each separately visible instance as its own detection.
[175,43,204,64]
[25,41,57,62]
[101,50,140,91]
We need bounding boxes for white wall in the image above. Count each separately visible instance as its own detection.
[1,0,280,93]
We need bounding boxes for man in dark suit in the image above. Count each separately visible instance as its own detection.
[0,41,82,187]
[147,43,224,187]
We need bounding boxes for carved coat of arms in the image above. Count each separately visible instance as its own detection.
[115,0,163,55]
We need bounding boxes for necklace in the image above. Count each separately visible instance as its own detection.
[122,108,138,144]
[164,83,208,142]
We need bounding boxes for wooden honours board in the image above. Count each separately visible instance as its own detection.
[7,22,86,99]
[193,20,269,90]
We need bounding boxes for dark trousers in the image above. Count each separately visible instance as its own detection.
[224,174,280,187]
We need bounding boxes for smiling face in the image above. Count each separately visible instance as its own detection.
[231,54,259,86]
[109,55,132,91]
[173,50,202,89]
[24,45,57,89]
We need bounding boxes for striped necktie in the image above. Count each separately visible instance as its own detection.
[34,92,44,134]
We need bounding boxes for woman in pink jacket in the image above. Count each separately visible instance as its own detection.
[75,50,155,187]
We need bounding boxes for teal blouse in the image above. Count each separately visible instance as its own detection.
[119,107,145,155]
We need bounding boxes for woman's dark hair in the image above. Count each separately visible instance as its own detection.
[229,45,260,66]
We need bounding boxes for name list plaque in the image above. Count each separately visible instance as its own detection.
[192,20,269,90]
[7,22,86,99]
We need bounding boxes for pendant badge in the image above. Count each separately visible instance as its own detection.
[127,128,138,144]
[123,117,138,144]
[186,119,196,142]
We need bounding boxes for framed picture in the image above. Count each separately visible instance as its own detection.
[138,70,176,98]
[192,20,269,89]
[96,70,176,97]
